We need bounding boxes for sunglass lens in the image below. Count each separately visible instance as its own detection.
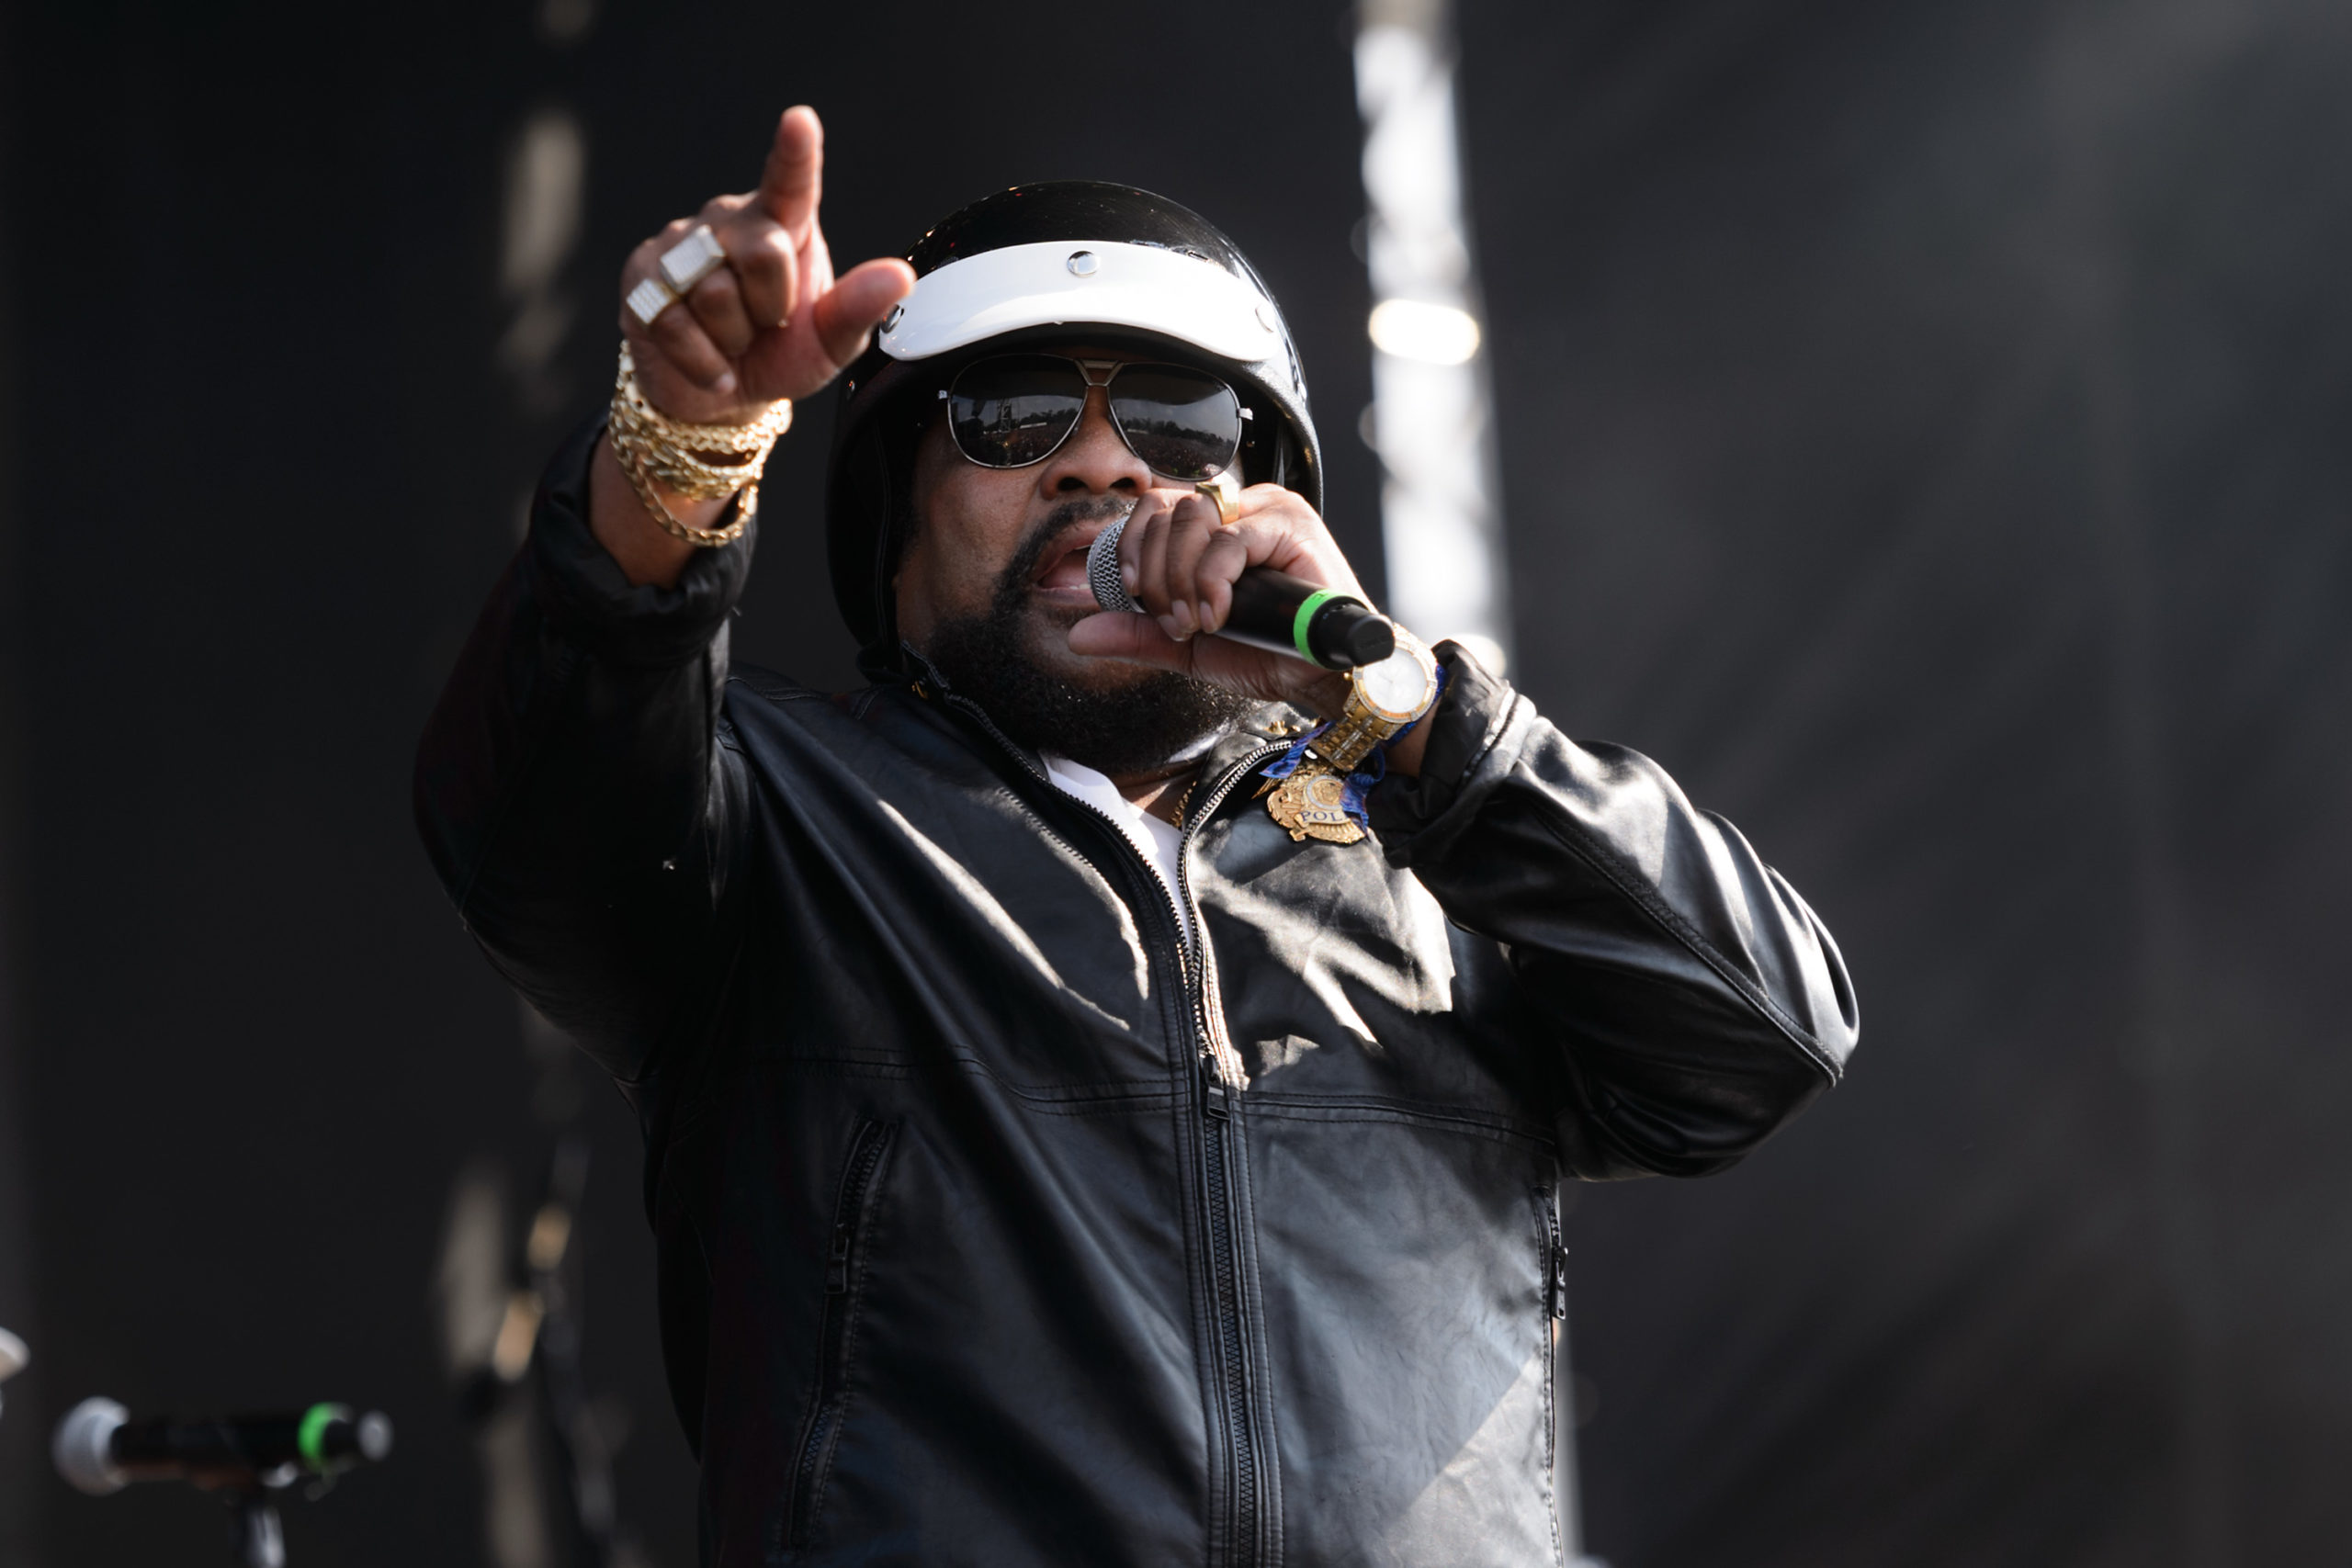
[1107,367,1244,480]
[947,356,1088,468]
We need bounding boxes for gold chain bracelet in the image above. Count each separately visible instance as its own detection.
[607,343,793,547]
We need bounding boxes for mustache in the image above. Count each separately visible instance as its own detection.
[1001,494,1139,595]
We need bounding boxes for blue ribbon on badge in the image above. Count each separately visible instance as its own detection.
[1258,728,1324,783]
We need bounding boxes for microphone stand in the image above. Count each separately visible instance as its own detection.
[458,1116,639,1568]
[528,1134,628,1568]
[230,1486,287,1568]
[51,1402,384,1568]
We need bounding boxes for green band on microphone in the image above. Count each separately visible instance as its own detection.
[1291,589,1344,664]
[298,1403,347,1473]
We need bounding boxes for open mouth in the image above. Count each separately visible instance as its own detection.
[1034,535,1097,596]
[1028,507,1130,604]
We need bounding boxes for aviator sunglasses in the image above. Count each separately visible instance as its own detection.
[944,355,1248,481]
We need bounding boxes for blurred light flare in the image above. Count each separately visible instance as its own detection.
[1368,299,1483,365]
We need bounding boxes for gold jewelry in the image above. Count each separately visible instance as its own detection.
[611,427,752,547]
[1265,760,1364,844]
[658,224,730,293]
[1195,470,1241,526]
[1309,629,1440,773]
[625,224,731,325]
[613,344,790,493]
[626,274,678,327]
[1261,631,1439,845]
[607,343,791,547]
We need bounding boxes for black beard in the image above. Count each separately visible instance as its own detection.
[922,500,1260,779]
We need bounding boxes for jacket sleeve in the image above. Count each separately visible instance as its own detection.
[1369,646,1860,1180]
[413,416,752,1083]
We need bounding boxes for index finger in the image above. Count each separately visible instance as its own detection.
[1113,490,1175,577]
[756,105,823,237]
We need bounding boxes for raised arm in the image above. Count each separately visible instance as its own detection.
[413,107,910,1080]
[588,106,913,587]
[1374,651,1860,1180]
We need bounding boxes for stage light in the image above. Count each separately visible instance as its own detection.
[1356,4,1513,672]
[1368,299,1483,365]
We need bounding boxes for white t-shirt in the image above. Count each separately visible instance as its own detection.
[1041,755,1194,951]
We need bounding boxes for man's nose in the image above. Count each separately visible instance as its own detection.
[1037,389,1150,495]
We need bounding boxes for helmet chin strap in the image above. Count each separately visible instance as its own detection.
[849,424,910,669]
[1263,414,1292,493]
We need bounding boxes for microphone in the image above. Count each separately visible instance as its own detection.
[54,1397,393,1495]
[0,1326,25,1422]
[1086,519,1396,671]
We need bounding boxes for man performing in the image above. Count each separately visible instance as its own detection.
[416,107,1858,1567]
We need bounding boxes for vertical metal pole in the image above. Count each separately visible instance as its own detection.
[1354,0,1513,673]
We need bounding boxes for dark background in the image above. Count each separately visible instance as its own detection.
[1,1,2346,1565]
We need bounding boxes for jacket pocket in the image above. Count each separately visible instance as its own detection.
[779,1116,899,1556]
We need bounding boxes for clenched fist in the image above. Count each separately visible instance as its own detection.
[592,107,914,583]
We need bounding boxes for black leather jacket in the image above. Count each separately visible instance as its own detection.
[414,421,1859,1567]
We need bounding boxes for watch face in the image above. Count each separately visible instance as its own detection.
[1351,640,1438,723]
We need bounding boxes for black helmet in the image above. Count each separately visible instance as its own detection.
[825,181,1323,655]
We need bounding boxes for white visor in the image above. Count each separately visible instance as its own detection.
[877,240,1283,366]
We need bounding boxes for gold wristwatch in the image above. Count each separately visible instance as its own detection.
[1309,630,1441,772]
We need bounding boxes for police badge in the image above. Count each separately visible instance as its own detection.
[1263,760,1366,844]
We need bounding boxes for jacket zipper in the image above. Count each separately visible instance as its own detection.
[1540,1187,1568,1326]
[943,686,1283,1568]
[1537,1186,1568,1481]
[782,1117,898,1554]
[1176,749,1284,1568]
[1198,1064,1261,1565]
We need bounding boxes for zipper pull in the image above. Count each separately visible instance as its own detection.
[1547,1241,1569,1320]
[1201,1062,1231,1122]
[825,1222,854,1294]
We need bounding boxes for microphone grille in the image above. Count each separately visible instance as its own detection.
[1085,520,1136,614]
[356,1410,395,1462]
[53,1397,129,1495]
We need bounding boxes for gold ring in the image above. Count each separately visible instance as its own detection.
[625,276,677,327]
[658,223,730,294]
[1195,471,1241,526]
